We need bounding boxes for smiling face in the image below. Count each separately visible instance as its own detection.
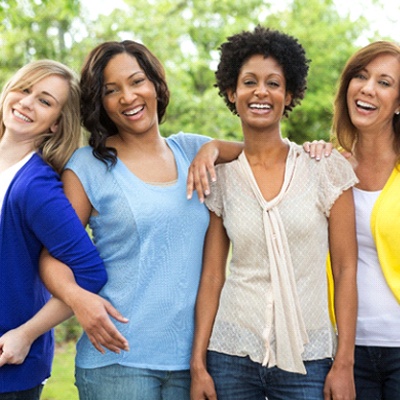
[3,75,68,143]
[228,55,292,135]
[346,53,400,134]
[102,52,159,138]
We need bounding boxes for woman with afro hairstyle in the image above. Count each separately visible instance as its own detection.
[190,26,358,400]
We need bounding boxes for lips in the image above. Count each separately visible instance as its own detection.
[249,103,272,110]
[13,109,33,122]
[122,105,144,116]
[356,100,377,111]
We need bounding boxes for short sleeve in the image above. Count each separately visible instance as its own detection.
[317,149,358,216]
[167,132,211,162]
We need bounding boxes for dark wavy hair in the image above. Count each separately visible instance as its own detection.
[80,40,170,166]
[332,41,400,155]
[215,26,310,117]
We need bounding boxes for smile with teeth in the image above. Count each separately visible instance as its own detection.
[356,100,377,111]
[123,105,144,116]
[13,109,33,122]
[249,103,271,109]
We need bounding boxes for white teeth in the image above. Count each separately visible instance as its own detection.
[13,109,32,122]
[123,105,144,116]
[250,104,271,109]
[356,100,376,110]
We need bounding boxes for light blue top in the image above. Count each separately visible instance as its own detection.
[66,133,210,370]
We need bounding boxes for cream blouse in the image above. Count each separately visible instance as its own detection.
[205,140,357,374]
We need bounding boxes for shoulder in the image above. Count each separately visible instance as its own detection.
[168,132,211,149]
[67,146,95,166]
[14,153,60,192]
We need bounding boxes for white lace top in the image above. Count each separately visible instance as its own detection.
[205,140,357,374]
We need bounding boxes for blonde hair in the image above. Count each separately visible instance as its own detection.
[0,59,81,173]
[332,41,400,155]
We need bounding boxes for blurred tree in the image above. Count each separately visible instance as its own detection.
[0,0,82,78]
[0,0,386,143]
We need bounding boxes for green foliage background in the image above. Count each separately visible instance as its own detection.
[1,0,395,144]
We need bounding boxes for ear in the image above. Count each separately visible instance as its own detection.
[285,91,293,106]
[49,118,61,133]
[227,89,236,103]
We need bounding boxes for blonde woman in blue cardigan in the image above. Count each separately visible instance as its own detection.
[306,40,400,399]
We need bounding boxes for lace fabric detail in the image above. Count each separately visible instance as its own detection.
[205,140,357,373]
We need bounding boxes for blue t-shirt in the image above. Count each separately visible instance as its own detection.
[67,133,211,370]
[0,153,106,393]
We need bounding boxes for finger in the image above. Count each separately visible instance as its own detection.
[104,302,129,324]
[88,326,127,353]
[324,142,333,157]
[193,167,205,204]
[303,141,311,153]
[89,312,129,351]
[187,169,195,200]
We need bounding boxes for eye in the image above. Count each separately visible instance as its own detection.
[267,81,280,88]
[131,77,146,86]
[39,99,51,106]
[353,73,366,80]
[22,88,31,93]
[378,80,390,87]
[243,79,256,86]
[103,87,117,96]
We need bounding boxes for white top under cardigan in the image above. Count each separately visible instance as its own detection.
[354,187,400,346]
[205,140,358,374]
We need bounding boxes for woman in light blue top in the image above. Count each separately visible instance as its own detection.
[40,40,242,400]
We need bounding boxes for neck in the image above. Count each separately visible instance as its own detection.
[354,130,396,163]
[0,134,35,172]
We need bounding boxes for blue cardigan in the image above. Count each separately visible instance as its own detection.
[0,153,107,393]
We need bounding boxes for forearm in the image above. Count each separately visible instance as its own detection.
[40,249,93,311]
[333,267,357,366]
[212,139,243,164]
[191,212,229,370]
[19,297,73,343]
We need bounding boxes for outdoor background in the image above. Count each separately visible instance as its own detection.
[0,0,398,398]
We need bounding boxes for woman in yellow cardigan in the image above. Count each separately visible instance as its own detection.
[307,40,400,399]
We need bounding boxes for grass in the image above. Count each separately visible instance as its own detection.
[41,341,78,400]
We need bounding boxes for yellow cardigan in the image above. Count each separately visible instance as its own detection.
[328,166,400,327]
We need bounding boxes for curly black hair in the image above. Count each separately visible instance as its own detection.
[215,26,310,117]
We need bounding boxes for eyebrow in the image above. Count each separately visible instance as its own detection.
[104,71,145,87]
[41,90,61,104]
[362,67,396,81]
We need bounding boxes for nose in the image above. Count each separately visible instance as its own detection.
[360,78,376,96]
[255,83,268,97]
[120,87,137,104]
[19,94,34,109]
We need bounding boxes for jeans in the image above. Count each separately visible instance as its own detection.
[207,350,332,400]
[0,385,43,400]
[354,345,400,400]
[75,364,191,400]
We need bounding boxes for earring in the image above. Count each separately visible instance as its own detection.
[396,111,400,115]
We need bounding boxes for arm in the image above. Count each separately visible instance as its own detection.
[0,297,72,367]
[187,140,243,203]
[40,251,129,354]
[190,211,230,400]
[323,188,357,400]
[40,169,129,354]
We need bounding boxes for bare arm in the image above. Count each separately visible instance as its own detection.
[187,140,243,203]
[0,297,72,367]
[323,188,357,400]
[40,169,129,354]
[190,211,230,400]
